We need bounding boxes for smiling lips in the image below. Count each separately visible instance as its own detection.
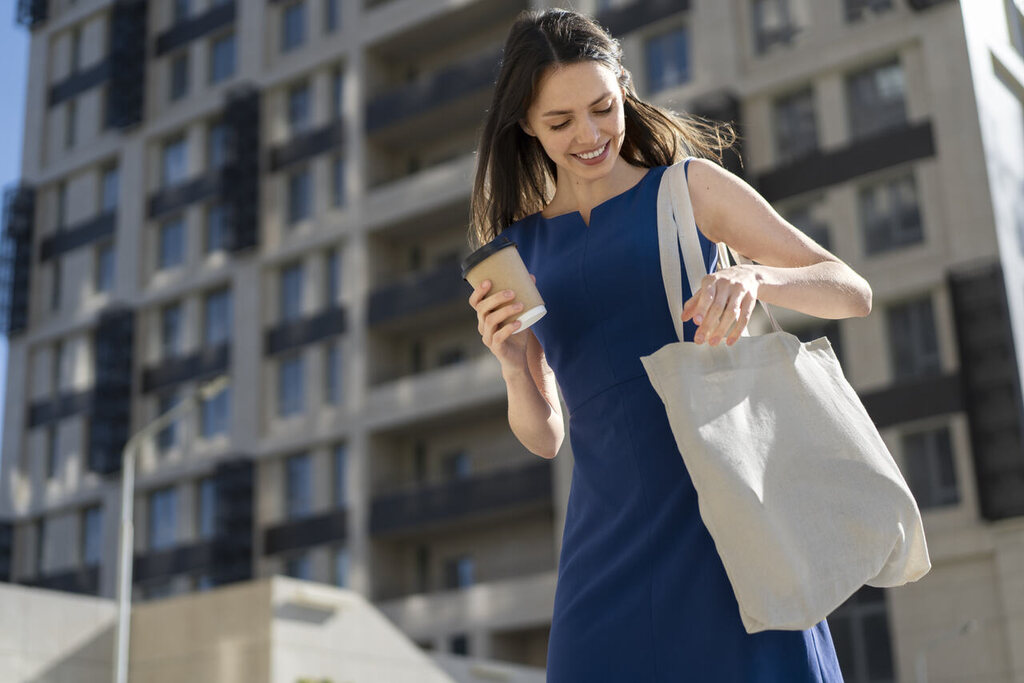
[573,141,609,160]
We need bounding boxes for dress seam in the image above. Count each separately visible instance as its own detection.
[580,213,662,681]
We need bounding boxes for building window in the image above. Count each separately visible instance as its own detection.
[859,173,922,255]
[197,477,217,540]
[902,426,959,509]
[287,81,312,134]
[36,518,46,575]
[95,241,115,292]
[82,505,103,566]
[332,68,344,118]
[207,121,229,169]
[325,342,340,404]
[200,384,229,437]
[449,634,469,656]
[285,551,312,579]
[162,136,188,187]
[325,0,340,33]
[45,425,59,480]
[773,88,818,164]
[209,31,236,84]
[1009,0,1024,58]
[65,100,77,149]
[204,288,232,346]
[70,27,82,73]
[887,296,940,380]
[170,52,189,102]
[334,443,347,506]
[332,157,346,207]
[645,25,689,93]
[281,1,307,52]
[444,555,474,589]
[333,545,349,587]
[161,302,183,358]
[846,59,906,140]
[844,0,894,22]
[173,0,190,23]
[278,354,305,417]
[156,391,181,451]
[101,165,119,213]
[287,167,312,225]
[158,216,185,269]
[205,202,231,253]
[195,573,215,591]
[444,450,471,479]
[148,486,178,551]
[752,0,800,54]
[325,248,340,305]
[280,262,304,322]
[829,586,895,683]
[285,452,312,518]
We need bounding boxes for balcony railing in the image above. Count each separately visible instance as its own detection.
[369,460,553,535]
[367,260,468,327]
[366,47,501,133]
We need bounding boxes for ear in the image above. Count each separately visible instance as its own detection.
[519,118,536,137]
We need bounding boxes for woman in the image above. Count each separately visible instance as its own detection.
[467,8,869,681]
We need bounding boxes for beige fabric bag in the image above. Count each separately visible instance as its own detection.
[638,160,931,634]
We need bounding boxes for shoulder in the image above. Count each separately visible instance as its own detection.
[679,158,756,244]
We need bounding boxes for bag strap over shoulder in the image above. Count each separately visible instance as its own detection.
[656,159,782,342]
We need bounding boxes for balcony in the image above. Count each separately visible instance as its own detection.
[155,1,236,56]
[596,0,691,37]
[365,152,475,228]
[147,170,222,219]
[366,47,501,137]
[265,306,347,356]
[755,119,935,203]
[39,210,116,261]
[367,259,468,330]
[49,59,112,107]
[25,565,100,596]
[365,349,505,429]
[370,460,553,537]
[376,567,557,624]
[268,119,345,173]
[141,342,230,394]
[263,508,348,556]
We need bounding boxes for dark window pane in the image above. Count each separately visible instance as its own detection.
[863,612,895,680]
[646,26,690,93]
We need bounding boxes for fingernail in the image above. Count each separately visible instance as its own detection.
[695,334,704,343]
[505,290,514,298]
[483,280,490,288]
[694,315,703,324]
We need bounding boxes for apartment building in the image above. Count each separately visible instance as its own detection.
[0,0,1022,680]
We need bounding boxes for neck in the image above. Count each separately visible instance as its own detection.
[548,157,646,215]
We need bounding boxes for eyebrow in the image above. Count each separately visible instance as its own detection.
[541,92,613,117]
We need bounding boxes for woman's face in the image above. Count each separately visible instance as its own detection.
[520,60,627,179]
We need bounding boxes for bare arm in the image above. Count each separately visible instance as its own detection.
[686,158,872,321]
[504,329,564,459]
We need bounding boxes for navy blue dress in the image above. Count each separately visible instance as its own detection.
[490,160,844,681]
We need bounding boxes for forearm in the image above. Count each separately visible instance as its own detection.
[749,261,872,320]
[503,365,564,459]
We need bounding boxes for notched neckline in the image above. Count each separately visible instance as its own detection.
[538,166,657,226]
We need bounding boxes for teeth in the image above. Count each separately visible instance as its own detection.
[575,142,607,160]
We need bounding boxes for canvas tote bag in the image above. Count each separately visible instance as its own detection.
[638,160,931,634]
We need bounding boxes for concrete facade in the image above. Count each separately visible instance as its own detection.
[1,0,1023,680]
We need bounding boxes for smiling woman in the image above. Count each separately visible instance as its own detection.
[462,7,864,683]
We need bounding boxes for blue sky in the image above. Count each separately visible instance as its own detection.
[0,17,30,468]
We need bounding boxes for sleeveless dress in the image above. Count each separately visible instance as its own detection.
[489,160,844,681]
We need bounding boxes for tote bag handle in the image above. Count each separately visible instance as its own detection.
[656,160,782,343]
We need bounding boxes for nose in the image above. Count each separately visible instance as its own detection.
[575,116,601,146]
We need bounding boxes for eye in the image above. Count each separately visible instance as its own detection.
[549,105,614,131]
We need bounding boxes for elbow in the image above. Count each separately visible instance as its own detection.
[858,280,873,317]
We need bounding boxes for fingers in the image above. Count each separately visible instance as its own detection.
[725,294,757,346]
[469,279,523,344]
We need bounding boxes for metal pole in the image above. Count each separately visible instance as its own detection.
[111,375,229,683]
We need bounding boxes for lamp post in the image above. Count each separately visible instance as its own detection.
[111,375,229,683]
[914,618,980,683]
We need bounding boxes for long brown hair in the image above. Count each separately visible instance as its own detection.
[468,8,738,249]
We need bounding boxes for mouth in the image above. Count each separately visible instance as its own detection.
[572,141,609,161]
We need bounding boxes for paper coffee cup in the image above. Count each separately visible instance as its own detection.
[461,234,546,334]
